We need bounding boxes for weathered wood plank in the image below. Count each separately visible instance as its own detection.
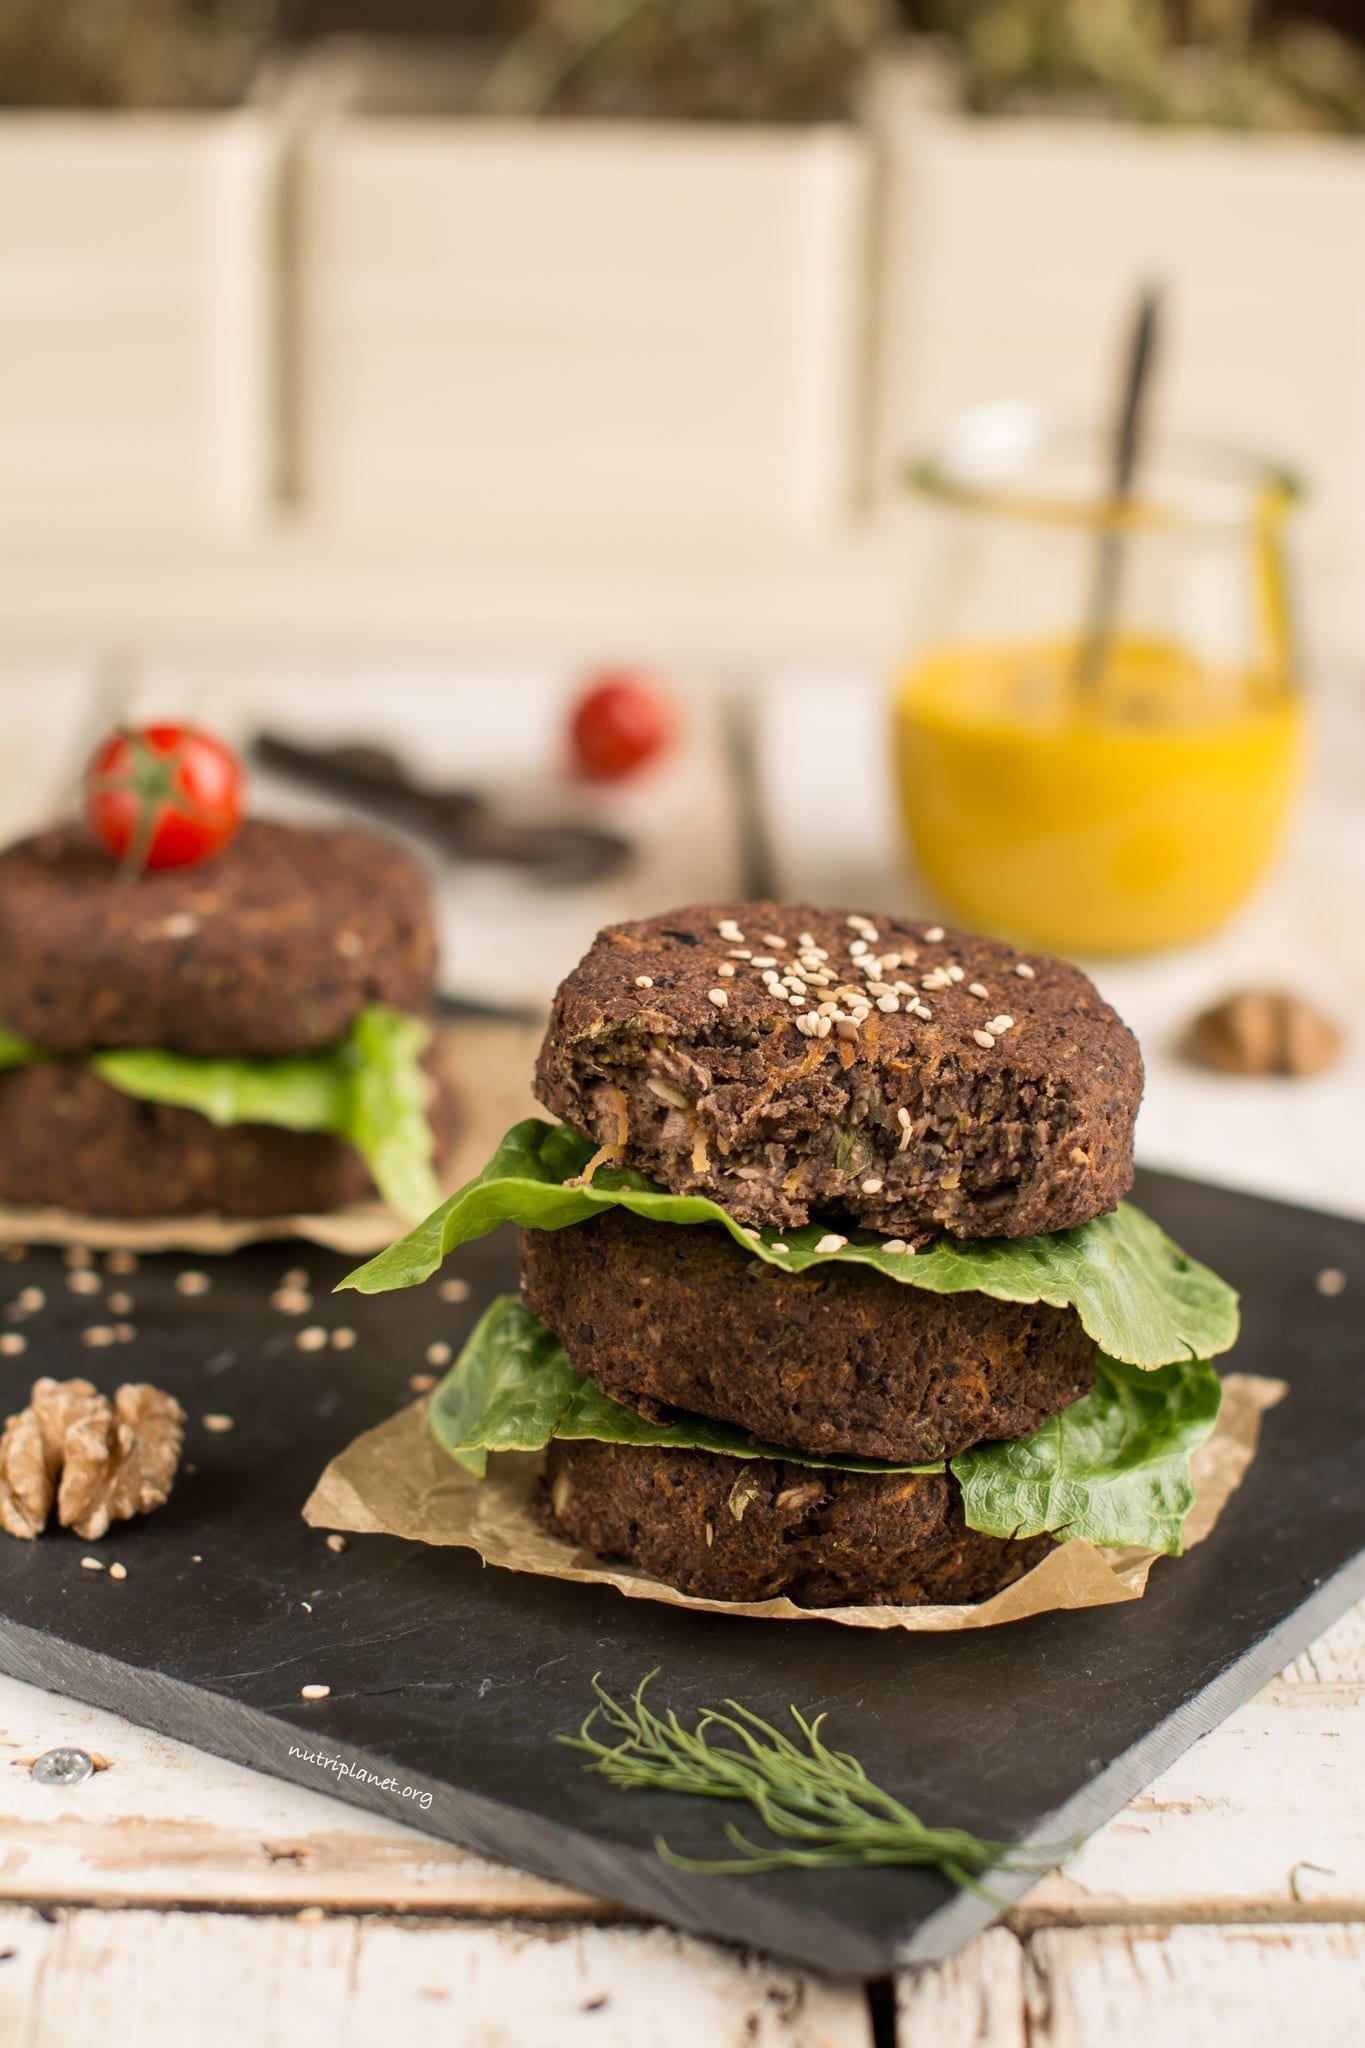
[896,1928,1026,2048]
[1021,1924,1365,2047]
[0,1907,873,2048]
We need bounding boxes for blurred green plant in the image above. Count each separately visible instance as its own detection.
[478,0,890,121]
[916,0,1365,132]
[0,0,277,109]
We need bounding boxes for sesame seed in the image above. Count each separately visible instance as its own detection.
[882,1239,911,1256]
[409,1372,437,1393]
[788,992,806,1006]
[835,1019,860,1041]
[882,953,902,971]
[968,983,989,998]
[202,1413,235,1433]
[895,981,916,997]
[106,1251,139,1276]
[16,1287,43,1313]
[0,1333,25,1356]
[114,1324,135,1343]
[912,1002,932,1021]
[1015,962,1036,978]
[1316,1267,1347,1297]
[81,1326,116,1348]
[707,988,728,1008]
[761,934,787,950]
[108,1291,133,1316]
[717,964,736,978]
[728,948,752,960]
[108,1562,127,1581]
[438,1277,470,1304]
[925,926,945,942]
[330,1327,357,1350]
[2,1246,27,1262]
[815,1233,848,1254]
[300,1684,331,1701]
[271,1287,311,1315]
[426,1341,453,1367]
[849,940,868,957]
[861,1177,884,1194]
[798,932,816,948]
[335,930,364,958]
[877,995,900,1013]
[81,1556,105,1572]
[326,1534,348,1553]
[64,1246,94,1269]
[989,1015,1016,1033]
[296,1326,328,1353]
[750,957,777,969]
[634,975,654,988]
[816,1017,832,1038]
[742,1228,761,1240]
[717,920,744,942]
[176,1271,211,1298]
[68,1270,101,1296]
[771,1243,789,1254]
[973,1029,996,1049]
[897,1107,912,1128]
[282,1266,308,1288]
[947,964,965,982]
[795,1014,814,1036]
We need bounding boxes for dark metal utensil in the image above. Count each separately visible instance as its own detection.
[1074,283,1163,698]
[252,733,633,887]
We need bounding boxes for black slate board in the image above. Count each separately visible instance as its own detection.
[1,1168,1362,1980]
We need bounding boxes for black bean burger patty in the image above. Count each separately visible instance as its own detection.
[0,819,437,1057]
[520,1211,1096,1464]
[535,901,1142,1240]
[538,1439,1053,1606]
[0,1061,455,1219]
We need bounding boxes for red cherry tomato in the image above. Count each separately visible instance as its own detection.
[85,724,245,872]
[569,671,673,781]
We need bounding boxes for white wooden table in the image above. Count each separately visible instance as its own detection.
[0,656,1362,2043]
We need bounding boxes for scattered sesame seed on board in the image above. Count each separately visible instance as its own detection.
[16,1287,44,1313]
[425,1340,453,1367]
[948,965,965,982]
[717,963,736,978]
[634,974,654,988]
[409,1373,437,1393]
[1015,961,1036,977]
[717,919,744,942]
[67,1270,101,1296]
[989,1015,1016,1033]
[438,1277,470,1304]
[108,1563,127,1581]
[1316,1268,1347,1297]
[63,1246,94,1269]
[81,1327,116,1348]
[296,1327,328,1352]
[876,994,899,1013]
[968,983,989,998]
[973,1029,996,1049]
[815,1233,848,1253]
[105,1250,138,1276]
[176,1271,211,1297]
[326,1534,348,1554]
[81,1556,105,1572]
[107,1291,133,1316]
[0,1333,25,1355]
[282,1267,308,1289]
[707,987,728,1007]
[924,926,945,942]
[750,956,776,969]
[300,1684,330,1701]
[114,1324,135,1343]
[330,1327,357,1350]
[271,1287,311,1315]
[202,1414,234,1434]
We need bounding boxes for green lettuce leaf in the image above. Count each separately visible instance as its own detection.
[342,1117,1239,1369]
[953,1353,1223,1555]
[91,1004,440,1220]
[430,1295,941,1479]
[429,1296,1220,1554]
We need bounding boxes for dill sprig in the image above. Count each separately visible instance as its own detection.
[561,1672,1050,1887]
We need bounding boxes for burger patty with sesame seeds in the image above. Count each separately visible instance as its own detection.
[520,1210,1097,1465]
[534,901,1142,1240]
[0,819,436,1057]
[537,1438,1054,1606]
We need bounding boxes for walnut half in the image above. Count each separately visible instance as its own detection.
[0,1377,186,1542]
[1181,989,1343,1078]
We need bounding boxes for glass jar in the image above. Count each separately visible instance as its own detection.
[893,406,1304,955]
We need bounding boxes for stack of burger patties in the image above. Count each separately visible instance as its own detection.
[351,902,1238,1608]
[0,820,448,1224]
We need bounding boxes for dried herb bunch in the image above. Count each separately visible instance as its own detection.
[563,1672,1054,1884]
[916,0,1365,134]
[0,0,277,111]
[480,0,890,122]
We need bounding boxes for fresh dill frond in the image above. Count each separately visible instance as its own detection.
[560,1671,1058,1887]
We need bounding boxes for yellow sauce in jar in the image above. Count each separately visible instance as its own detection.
[895,636,1303,954]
